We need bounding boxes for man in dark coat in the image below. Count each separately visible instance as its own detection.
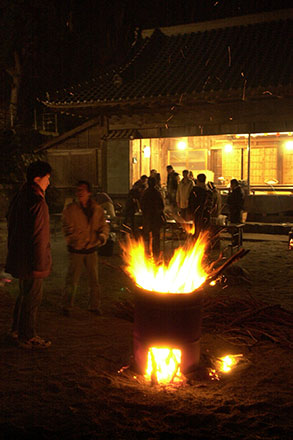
[166,165,179,209]
[227,179,245,223]
[141,176,164,259]
[188,173,213,237]
[5,161,52,349]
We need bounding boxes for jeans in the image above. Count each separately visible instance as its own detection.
[62,251,101,310]
[12,278,43,341]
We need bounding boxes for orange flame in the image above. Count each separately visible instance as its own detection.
[181,221,196,236]
[145,347,182,384]
[217,354,243,373]
[121,231,210,293]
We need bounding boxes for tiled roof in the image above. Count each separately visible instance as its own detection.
[43,9,293,109]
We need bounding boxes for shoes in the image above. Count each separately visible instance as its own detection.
[18,335,51,350]
[88,308,102,316]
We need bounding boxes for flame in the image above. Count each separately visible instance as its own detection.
[217,354,243,373]
[121,232,210,293]
[181,222,195,236]
[145,347,182,384]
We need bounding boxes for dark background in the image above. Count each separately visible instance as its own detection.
[0,0,292,126]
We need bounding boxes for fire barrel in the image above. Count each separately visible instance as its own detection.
[133,286,203,375]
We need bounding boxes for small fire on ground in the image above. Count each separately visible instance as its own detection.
[209,354,244,380]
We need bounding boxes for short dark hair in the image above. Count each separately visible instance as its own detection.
[166,165,173,171]
[148,176,156,188]
[197,173,206,183]
[230,179,238,186]
[77,180,91,192]
[26,161,52,183]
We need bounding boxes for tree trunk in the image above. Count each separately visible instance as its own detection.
[6,51,21,128]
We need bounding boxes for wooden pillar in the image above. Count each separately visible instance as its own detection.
[247,133,251,191]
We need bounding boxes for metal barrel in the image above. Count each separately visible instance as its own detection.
[133,286,203,375]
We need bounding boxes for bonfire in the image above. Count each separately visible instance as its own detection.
[120,231,248,385]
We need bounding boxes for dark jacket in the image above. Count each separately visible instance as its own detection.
[141,187,164,226]
[227,185,244,223]
[188,184,213,224]
[5,183,52,279]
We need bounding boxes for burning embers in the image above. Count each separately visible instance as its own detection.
[145,347,182,385]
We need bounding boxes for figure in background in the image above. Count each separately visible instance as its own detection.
[124,183,145,231]
[62,180,109,316]
[227,179,244,223]
[155,172,161,189]
[188,171,196,184]
[188,173,213,237]
[207,181,222,249]
[6,161,52,349]
[141,176,165,259]
[95,189,116,219]
[207,181,222,218]
[176,169,194,220]
[133,175,148,190]
[150,169,161,189]
[166,165,179,209]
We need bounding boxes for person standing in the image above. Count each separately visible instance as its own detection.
[5,161,52,349]
[207,181,222,218]
[227,179,244,223]
[141,176,165,259]
[176,170,194,220]
[188,173,213,237]
[166,165,179,209]
[62,181,109,316]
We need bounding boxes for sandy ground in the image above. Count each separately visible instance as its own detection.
[0,224,292,440]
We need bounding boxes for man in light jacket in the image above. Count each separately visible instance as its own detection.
[176,169,194,220]
[6,161,52,349]
[62,180,109,316]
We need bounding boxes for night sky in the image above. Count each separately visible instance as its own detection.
[1,0,292,124]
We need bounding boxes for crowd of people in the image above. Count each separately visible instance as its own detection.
[4,160,245,350]
[124,165,245,255]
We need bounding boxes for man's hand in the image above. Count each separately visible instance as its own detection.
[98,234,107,246]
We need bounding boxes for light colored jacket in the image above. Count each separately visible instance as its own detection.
[62,199,109,252]
[176,178,194,209]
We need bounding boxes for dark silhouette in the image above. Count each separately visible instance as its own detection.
[6,161,52,349]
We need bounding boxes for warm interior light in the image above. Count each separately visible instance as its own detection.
[121,233,210,293]
[265,178,279,185]
[177,141,187,150]
[285,141,293,151]
[145,347,182,384]
[224,143,233,153]
[143,146,151,158]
